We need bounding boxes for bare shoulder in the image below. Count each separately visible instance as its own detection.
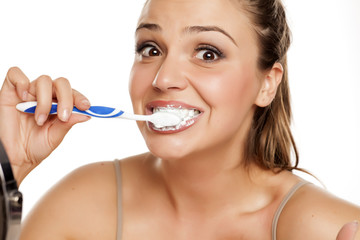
[20,153,153,240]
[20,160,119,240]
[277,183,360,240]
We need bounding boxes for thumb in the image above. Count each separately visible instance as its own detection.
[337,221,359,240]
[48,114,90,149]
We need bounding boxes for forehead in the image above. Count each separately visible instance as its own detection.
[138,0,254,40]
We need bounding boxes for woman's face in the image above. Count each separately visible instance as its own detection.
[129,0,264,160]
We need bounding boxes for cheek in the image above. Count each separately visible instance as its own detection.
[129,64,154,112]
[190,63,260,111]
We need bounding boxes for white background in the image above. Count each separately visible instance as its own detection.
[0,0,359,219]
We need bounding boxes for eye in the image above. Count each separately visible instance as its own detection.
[136,43,162,57]
[142,46,161,57]
[196,50,218,61]
[194,45,224,62]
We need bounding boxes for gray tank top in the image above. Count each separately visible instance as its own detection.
[113,160,308,240]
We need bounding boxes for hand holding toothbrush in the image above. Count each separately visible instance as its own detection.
[0,67,181,185]
[0,67,91,185]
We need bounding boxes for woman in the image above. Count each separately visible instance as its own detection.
[0,0,359,239]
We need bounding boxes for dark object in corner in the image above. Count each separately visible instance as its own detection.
[0,140,22,240]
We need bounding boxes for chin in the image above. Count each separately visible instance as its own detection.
[138,120,195,160]
[145,136,191,161]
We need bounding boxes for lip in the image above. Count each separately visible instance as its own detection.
[145,100,203,134]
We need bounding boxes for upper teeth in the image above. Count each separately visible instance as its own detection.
[152,107,200,120]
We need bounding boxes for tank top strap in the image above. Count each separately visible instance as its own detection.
[271,181,310,240]
[114,159,123,240]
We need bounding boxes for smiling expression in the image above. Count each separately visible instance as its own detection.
[129,0,267,160]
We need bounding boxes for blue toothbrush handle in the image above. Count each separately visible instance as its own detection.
[16,102,124,118]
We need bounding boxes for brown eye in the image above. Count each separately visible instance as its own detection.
[195,49,221,62]
[202,51,216,61]
[141,46,161,57]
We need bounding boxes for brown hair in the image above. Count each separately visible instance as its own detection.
[233,0,299,171]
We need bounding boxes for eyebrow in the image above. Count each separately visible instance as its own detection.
[185,25,237,46]
[136,23,162,32]
[136,23,237,46]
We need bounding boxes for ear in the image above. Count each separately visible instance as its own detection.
[255,62,283,107]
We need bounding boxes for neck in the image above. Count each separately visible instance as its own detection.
[155,140,268,219]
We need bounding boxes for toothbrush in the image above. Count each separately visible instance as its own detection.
[16,101,182,127]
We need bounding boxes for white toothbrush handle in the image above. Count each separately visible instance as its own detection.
[118,112,181,127]
[119,112,150,121]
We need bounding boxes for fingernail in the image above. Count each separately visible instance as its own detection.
[81,99,91,107]
[60,109,70,122]
[37,114,47,126]
[22,91,28,101]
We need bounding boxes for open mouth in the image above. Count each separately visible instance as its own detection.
[150,106,202,132]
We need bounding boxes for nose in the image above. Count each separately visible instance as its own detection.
[152,56,188,92]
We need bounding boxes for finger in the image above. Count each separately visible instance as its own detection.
[33,75,53,126]
[3,66,30,101]
[73,89,91,111]
[336,221,359,240]
[47,114,90,150]
[53,77,73,122]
